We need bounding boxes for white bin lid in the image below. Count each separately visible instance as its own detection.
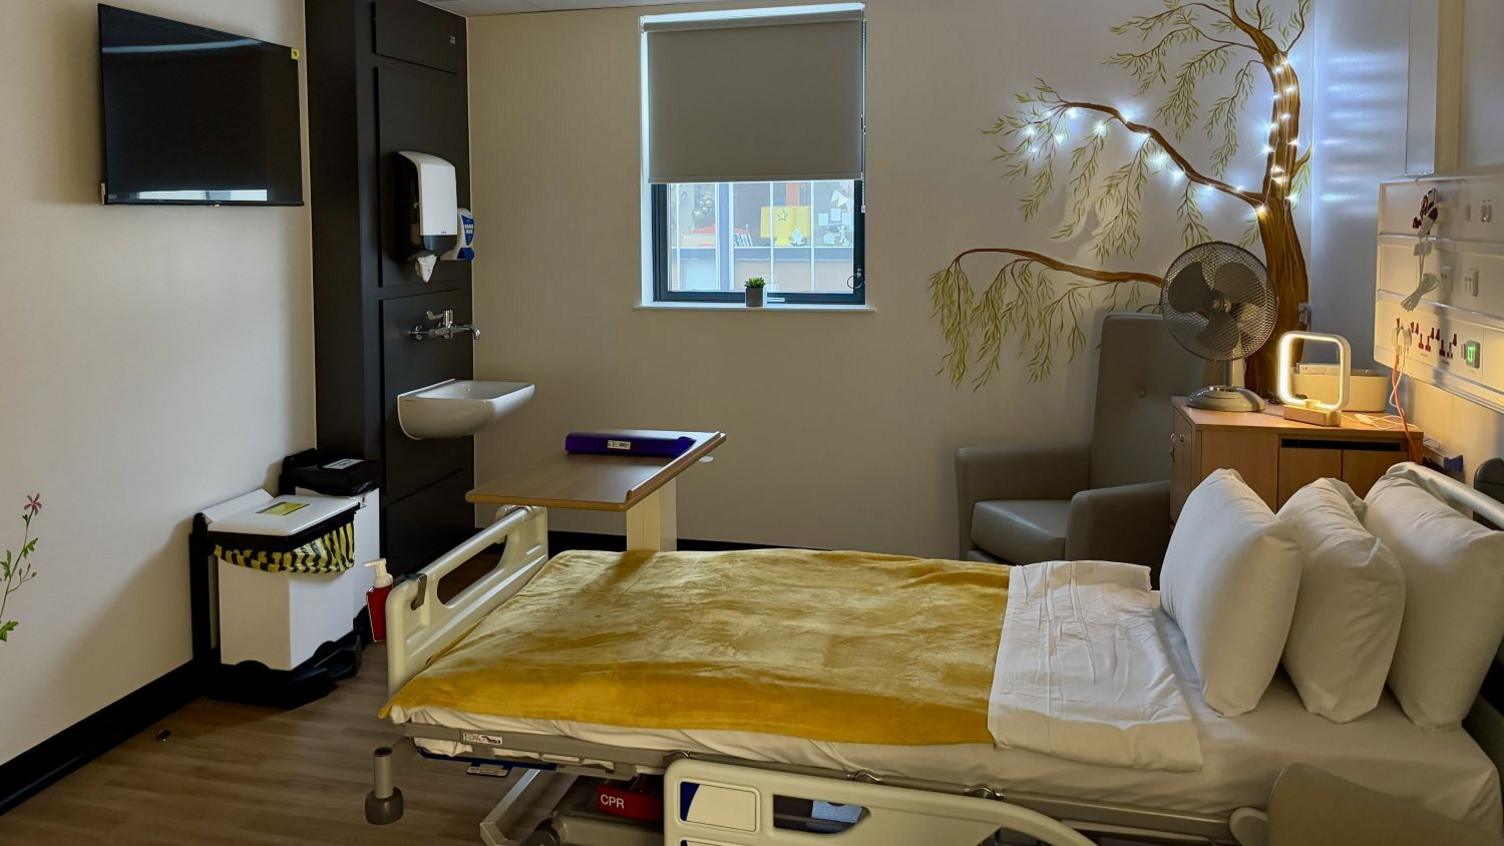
[205,495,358,537]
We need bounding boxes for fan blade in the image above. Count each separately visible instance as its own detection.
[1213,261,1263,304]
[1167,261,1215,314]
[1195,313,1240,353]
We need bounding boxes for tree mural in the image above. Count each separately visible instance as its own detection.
[930,0,1311,391]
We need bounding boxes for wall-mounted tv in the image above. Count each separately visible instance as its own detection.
[98,4,304,206]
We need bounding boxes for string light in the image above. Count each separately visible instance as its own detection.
[1280,112,1292,121]
[1066,108,1079,119]
[1094,121,1108,137]
[1271,165,1285,174]
[1256,204,1269,216]
[1028,145,1040,156]
[1261,144,1275,155]
[1171,169,1186,182]
[1151,152,1170,170]
[1054,131,1068,144]
[1272,175,1288,185]
[1288,191,1301,206]
[1284,84,1298,94]
[1288,138,1300,146]
[1023,125,1036,137]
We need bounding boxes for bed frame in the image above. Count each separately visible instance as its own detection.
[365,464,1504,846]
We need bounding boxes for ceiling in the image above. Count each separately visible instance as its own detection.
[425,0,709,15]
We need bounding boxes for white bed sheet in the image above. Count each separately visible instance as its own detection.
[391,611,1502,832]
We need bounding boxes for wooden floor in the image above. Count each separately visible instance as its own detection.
[0,648,516,845]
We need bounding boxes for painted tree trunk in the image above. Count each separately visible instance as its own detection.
[1245,203,1308,395]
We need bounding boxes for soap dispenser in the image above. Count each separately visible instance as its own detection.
[365,558,395,643]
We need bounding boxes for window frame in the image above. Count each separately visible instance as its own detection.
[650,180,866,306]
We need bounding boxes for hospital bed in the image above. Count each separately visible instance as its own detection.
[365,463,1504,845]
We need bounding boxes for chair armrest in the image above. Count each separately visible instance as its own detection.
[955,445,1089,558]
[1269,763,1502,846]
[1063,480,1173,570]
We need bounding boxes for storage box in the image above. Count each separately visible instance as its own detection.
[1291,365,1391,413]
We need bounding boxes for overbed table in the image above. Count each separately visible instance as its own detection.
[467,430,726,551]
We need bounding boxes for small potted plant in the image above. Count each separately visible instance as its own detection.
[744,276,767,308]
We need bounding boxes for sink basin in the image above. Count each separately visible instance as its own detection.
[398,379,534,439]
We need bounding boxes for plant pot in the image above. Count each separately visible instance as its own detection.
[744,287,765,308]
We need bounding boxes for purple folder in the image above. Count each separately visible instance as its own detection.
[564,432,695,458]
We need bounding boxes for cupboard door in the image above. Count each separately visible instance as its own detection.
[1278,446,1343,506]
[1201,430,1280,510]
[1342,445,1405,498]
[374,0,465,74]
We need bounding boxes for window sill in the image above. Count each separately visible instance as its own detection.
[634,301,874,314]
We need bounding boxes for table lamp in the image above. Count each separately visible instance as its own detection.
[1277,331,1351,427]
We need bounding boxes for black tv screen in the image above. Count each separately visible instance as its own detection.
[99,5,303,206]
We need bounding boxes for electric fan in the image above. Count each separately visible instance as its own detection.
[1160,242,1279,412]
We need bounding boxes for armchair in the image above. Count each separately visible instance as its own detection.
[956,313,1204,570]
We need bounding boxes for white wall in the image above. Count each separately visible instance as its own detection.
[1459,0,1504,171]
[0,0,313,764]
[467,0,1303,555]
[1312,0,1504,482]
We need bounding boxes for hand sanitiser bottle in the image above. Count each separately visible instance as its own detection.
[365,559,394,643]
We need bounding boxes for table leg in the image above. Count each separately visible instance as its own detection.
[625,480,677,551]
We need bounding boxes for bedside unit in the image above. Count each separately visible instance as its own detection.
[1170,397,1422,519]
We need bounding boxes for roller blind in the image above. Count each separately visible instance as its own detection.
[644,6,865,184]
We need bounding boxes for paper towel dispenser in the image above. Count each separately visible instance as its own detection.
[396,151,457,282]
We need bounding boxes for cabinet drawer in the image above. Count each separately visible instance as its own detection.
[1278,445,1343,506]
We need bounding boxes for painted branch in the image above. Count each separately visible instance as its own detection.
[952,248,1165,286]
[1048,101,1264,205]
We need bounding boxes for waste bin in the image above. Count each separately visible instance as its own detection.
[278,450,381,640]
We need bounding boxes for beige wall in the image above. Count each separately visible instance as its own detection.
[466,0,1296,555]
[0,0,313,763]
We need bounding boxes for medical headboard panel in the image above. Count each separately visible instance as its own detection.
[1376,175,1504,413]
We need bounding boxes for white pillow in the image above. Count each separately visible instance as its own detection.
[1161,469,1302,717]
[1366,474,1504,730]
[1278,479,1405,723]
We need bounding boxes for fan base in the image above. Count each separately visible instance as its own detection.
[1187,386,1267,413]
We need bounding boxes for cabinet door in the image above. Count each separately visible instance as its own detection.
[1278,446,1343,506]
[1171,409,1196,520]
[1342,445,1406,498]
[1201,430,1280,510]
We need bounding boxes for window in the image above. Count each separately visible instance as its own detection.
[652,180,864,304]
[642,5,866,306]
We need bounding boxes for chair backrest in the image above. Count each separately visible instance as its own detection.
[1088,313,1206,489]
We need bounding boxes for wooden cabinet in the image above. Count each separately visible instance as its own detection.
[1170,397,1421,519]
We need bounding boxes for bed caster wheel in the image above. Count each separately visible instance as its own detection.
[365,787,404,825]
[521,825,560,846]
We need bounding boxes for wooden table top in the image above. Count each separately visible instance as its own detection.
[467,430,727,512]
[1173,396,1422,440]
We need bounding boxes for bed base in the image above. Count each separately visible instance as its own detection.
[367,500,1292,845]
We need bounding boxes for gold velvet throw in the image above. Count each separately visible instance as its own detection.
[383,548,1008,745]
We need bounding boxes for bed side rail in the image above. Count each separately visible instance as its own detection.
[664,759,1094,846]
[1384,461,1504,526]
[385,505,549,695]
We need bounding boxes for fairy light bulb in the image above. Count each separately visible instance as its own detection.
[1262,144,1275,155]
[1094,121,1108,137]
[1280,112,1292,122]
[1022,125,1036,137]
[1256,204,1269,216]
[1066,107,1079,119]
[1271,165,1285,174]
[1288,138,1300,147]
[1028,145,1040,156]
[1288,191,1300,206]
[1284,84,1298,95]
[1054,131,1067,144]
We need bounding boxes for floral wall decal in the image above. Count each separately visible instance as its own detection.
[1,494,43,643]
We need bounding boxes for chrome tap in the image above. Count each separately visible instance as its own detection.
[410,309,480,341]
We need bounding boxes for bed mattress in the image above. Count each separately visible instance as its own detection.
[390,610,1502,832]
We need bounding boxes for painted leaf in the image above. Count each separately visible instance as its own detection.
[0,620,17,642]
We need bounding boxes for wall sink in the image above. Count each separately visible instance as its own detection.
[398,379,534,440]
